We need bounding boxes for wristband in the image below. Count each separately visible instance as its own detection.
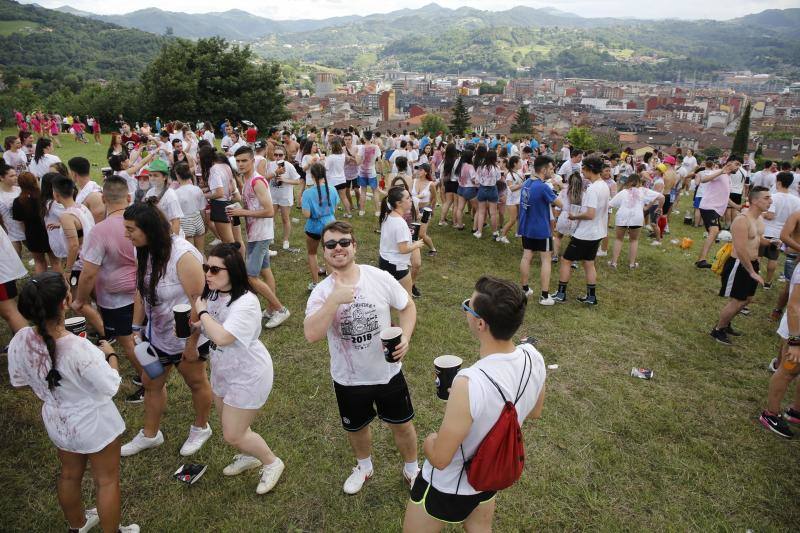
[198,310,209,319]
[132,324,142,332]
[788,336,800,346]
[106,352,118,362]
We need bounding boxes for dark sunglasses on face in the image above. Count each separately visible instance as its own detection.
[202,264,228,274]
[323,238,353,250]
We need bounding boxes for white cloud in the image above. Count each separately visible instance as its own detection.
[21,0,800,21]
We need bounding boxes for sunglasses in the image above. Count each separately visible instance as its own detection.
[462,298,481,319]
[274,153,285,157]
[323,238,354,250]
[202,264,228,275]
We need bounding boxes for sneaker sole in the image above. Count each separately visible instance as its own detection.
[224,461,263,476]
[759,416,793,438]
[711,336,733,346]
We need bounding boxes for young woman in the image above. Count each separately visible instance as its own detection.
[379,186,425,296]
[324,139,349,218]
[13,171,59,272]
[40,172,69,268]
[28,138,62,180]
[302,163,338,291]
[608,173,665,269]
[0,163,25,256]
[342,133,359,216]
[437,144,459,226]
[193,243,284,494]
[202,149,244,249]
[553,172,584,262]
[121,200,213,458]
[174,161,207,252]
[0,225,27,332]
[49,115,62,148]
[474,151,501,240]
[411,164,438,256]
[498,155,525,244]
[8,272,139,533]
[301,141,324,188]
[107,132,126,162]
[454,149,477,231]
[3,135,28,173]
[143,160,184,236]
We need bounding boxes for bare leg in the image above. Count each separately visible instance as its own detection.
[716,298,747,329]
[307,235,320,284]
[176,359,212,429]
[539,251,552,292]
[56,449,88,529]
[583,260,597,285]
[249,276,282,312]
[142,366,173,437]
[220,400,278,466]
[346,425,372,460]
[0,299,27,333]
[611,227,625,265]
[388,421,417,463]
[88,439,122,533]
[520,249,534,287]
[280,205,292,245]
[699,226,720,262]
[628,228,641,265]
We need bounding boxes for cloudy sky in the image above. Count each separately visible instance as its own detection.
[24,0,797,20]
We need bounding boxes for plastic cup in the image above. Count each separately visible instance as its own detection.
[380,327,403,363]
[434,355,463,400]
[173,304,192,339]
[65,316,87,338]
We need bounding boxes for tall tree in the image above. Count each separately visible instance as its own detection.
[511,105,533,134]
[449,95,471,136]
[141,37,288,128]
[420,114,449,136]
[731,102,751,157]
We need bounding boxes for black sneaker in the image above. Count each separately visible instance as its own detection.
[764,283,772,290]
[723,325,742,336]
[132,375,143,387]
[785,407,800,425]
[411,285,421,298]
[710,328,733,346]
[427,250,437,257]
[553,291,567,303]
[759,411,793,438]
[576,295,598,306]
[695,260,712,269]
[739,306,751,316]
[125,386,145,404]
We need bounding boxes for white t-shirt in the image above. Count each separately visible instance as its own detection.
[2,150,28,172]
[305,265,409,386]
[609,187,662,228]
[46,201,67,258]
[681,156,697,173]
[0,226,26,283]
[324,153,346,187]
[302,155,323,186]
[764,192,800,239]
[380,215,412,268]
[728,168,747,195]
[0,186,25,241]
[145,187,184,222]
[202,130,215,144]
[208,164,237,200]
[75,180,102,207]
[389,149,409,176]
[558,160,576,177]
[28,153,61,179]
[206,291,273,410]
[573,180,610,241]
[266,160,300,206]
[421,345,545,495]
[62,204,95,272]
[8,327,125,454]
[174,183,206,216]
[505,171,524,206]
[357,143,381,178]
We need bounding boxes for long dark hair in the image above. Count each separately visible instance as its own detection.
[17,171,40,206]
[204,242,252,306]
[34,138,51,164]
[17,272,69,390]
[455,148,473,176]
[478,150,497,171]
[40,172,62,219]
[124,199,173,306]
[174,161,193,182]
[199,145,216,181]
[309,162,331,207]
[379,186,408,225]
[473,144,488,168]
[442,143,458,178]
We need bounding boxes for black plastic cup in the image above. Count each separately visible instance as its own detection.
[411,223,422,241]
[380,327,403,363]
[65,316,87,338]
[173,304,192,339]
[421,207,433,224]
[434,355,463,400]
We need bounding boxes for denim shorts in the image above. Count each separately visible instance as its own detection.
[477,185,499,203]
[458,186,478,201]
[246,239,272,276]
[785,254,798,280]
[357,175,378,189]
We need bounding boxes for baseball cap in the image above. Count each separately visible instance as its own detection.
[254,139,266,150]
[147,159,170,174]
[663,155,676,165]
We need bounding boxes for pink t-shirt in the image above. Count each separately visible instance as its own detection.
[81,216,136,309]
[698,173,731,216]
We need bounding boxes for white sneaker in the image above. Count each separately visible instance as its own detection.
[473,231,482,239]
[27,258,35,267]
[121,429,164,457]
[262,308,274,319]
[768,358,779,373]
[78,508,99,533]
[256,457,285,494]
[358,210,365,216]
[210,239,222,246]
[524,288,534,298]
[179,424,212,456]
[651,240,661,246]
[402,466,420,486]
[282,241,290,250]
[291,218,300,224]
[307,282,317,292]
[265,307,290,329]
[343,465,373,495]
[498,236,510,244]
[596,250,608,257]
[223,454,262,476]
[539,296,555,306]
[269,249,278,257]
[118,525,140,533]
[374,211,380,217]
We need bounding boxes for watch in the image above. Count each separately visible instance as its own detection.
[788,336,800,346]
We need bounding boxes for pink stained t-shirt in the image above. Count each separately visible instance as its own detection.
[80,216,137,309]
[698,173,731,216]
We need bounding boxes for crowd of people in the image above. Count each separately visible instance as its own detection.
[2,115,800,532]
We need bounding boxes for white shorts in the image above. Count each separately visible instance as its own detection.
[211,365,273,410]
[180,211,205,237]
[271,185,294,207]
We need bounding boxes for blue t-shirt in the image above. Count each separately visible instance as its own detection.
[530,139,540,150]
[420,136,430,151]
[302,185,339,236]
[518,179,557,239]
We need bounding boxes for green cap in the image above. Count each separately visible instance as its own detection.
[147,159,169,174]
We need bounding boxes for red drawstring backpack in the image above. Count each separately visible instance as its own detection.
[463,350,533,492]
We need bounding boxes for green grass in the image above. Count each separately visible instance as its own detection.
[0,20,42,36]
[2,130,800,530]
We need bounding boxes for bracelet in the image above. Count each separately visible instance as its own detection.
[106,352,118,362]
[788,336,800,346]
[132,325,142,332]
[198,310,209,319]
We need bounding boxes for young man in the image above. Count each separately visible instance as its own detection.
[695,159,740,268]
[264,146,303,252]
[710,186,772,345]
[762,172,800,290]
[68,157,105,223]
[72,176,143,402]
[725,160,749,227]
[304,221,419,495]
[227,146,291,329]
[554,156,609,306]
[403,276,545,531]
[356,132,382,218]
[518,156,563,305]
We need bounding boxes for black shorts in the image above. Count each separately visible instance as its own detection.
[305,231,321,241]
[409,473,496,524]
[378,256,410,281]
[616,225,642,230]
[148,340,211,367]
[563,237,602,262]
[444,180,459,194]
[662,195,673,215]
[729,193,743,206]
[719,257,759,301]
[522,237,553,252]
[700,209,721,231]
[334,182,348,191]
[99,303,134,338]
[759,242,780,261]
[209,199,241,226]
[333,370,414,432]
[0,280,17,302]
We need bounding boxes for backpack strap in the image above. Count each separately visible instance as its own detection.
[478,369,508,403]
[515,347,534,405]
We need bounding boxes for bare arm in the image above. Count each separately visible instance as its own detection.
[177,253,205,360]
[60,213,80,274]
[781,212,800,253]
[85,192,105,223]
[423,376,472,470]
[230,180,273,218]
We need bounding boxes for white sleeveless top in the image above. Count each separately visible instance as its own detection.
[63,204,95,271]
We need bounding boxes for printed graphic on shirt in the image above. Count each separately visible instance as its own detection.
[339,300,379,349]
